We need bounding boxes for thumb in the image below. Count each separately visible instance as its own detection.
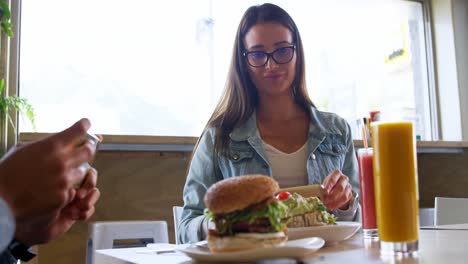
[48,118,91,147]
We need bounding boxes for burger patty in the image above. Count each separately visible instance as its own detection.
[209,218,273,236]
[232,218,272,233]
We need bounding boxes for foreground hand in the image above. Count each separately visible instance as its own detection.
[15,168,100,246]
[322,169,353,210]
[0,118,96,224]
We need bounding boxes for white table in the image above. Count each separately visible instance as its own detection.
[96,227,468,264]
[96,248,191,264]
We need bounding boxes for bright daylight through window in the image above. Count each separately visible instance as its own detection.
[18,0,432,139]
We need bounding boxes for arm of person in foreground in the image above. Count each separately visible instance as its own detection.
[0,118,100,261]
[0,118,96,227]
[0,169,100,263]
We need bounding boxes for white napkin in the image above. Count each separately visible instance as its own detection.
[140,241,208,254]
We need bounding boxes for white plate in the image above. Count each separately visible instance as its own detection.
[288,221,361,243]
[177,237,325,262]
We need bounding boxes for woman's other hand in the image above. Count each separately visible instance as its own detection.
[322,169,353,210]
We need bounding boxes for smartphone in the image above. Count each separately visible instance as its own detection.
[74,133,100,188]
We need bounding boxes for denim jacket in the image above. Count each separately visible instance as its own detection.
[179,106,360,243]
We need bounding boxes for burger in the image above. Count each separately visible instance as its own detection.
[204,175,288,253]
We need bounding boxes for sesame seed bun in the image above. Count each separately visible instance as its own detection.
[204,175,279,214]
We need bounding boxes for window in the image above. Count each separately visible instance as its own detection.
[18,0,434,139]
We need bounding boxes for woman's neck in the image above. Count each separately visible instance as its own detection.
[256,93,306,122]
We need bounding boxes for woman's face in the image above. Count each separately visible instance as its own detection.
[243,22,296,98]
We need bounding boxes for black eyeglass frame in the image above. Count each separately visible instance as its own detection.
[243,45,296,68]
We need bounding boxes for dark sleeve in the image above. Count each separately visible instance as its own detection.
[0,250,17,264]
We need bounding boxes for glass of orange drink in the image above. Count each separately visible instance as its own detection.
[371,121,419,255]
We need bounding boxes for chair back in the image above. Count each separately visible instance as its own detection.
[435,197,468,225]
[86,220,168,264]
[419,207,434,226]
[173,206,184,244]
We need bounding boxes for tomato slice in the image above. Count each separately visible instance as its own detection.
[276,191,292,201]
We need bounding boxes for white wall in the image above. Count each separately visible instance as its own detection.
[431,0,468,140]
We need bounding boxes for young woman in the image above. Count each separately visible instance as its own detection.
[179,3,359,243]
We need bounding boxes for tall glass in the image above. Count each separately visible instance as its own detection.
[357,148,378,239]
[372,122,419,255]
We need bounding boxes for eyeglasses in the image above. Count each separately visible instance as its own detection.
[243,46,296,68]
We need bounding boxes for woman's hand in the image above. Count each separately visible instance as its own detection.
[322,169,353,211]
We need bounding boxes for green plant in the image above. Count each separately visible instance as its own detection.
[0,0,35,131]
[0,0,13,37]
[0,79,35,130]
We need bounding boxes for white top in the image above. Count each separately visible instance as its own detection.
[263,140,308,188]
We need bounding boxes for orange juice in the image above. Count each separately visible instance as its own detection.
[372,122,419,243]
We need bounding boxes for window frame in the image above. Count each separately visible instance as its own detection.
[7,0,454,150]
[419,0,440,140]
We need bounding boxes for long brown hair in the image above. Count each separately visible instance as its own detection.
[197,3,314,158]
